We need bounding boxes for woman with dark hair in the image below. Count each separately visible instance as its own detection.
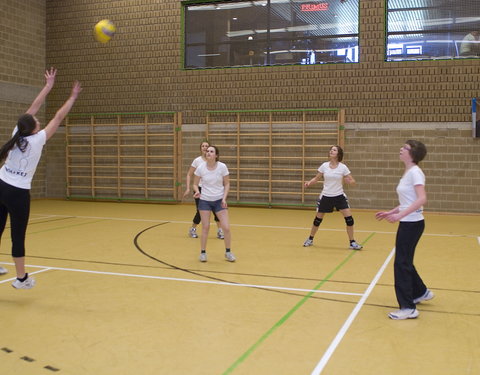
[193,145,235,262]
[303,145,362,250]
[0,68,82,288]
[183,140,223,240]
[376,140,433,320]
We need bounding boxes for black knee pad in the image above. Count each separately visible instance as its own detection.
[345,216,354,226]
[313,217,323,227]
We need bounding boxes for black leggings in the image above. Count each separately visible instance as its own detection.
[192,187,219,225]
[394,220,427,309]
[0,179,30,258]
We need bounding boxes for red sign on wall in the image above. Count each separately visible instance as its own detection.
[301,3,329,12]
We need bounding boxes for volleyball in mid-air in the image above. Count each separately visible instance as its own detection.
[94,19,116,43]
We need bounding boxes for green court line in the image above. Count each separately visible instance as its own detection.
[68,111,176,116]
[207,108,339,114]
[222,232,376,375]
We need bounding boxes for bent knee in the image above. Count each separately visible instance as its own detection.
[344,216,354,226]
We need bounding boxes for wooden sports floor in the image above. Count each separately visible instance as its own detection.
[1,199,479,375]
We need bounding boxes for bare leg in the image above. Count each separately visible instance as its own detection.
[14,257,26,278]
[340,208,354,241]
[199,210,211,250]
[309,212,325,237]
[214,209,230,249]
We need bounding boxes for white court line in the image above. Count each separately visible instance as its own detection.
[478,237,480,246]
[0,268,51,285]
[0,262,363,297]
[310,247,396,375]
[32,213,477,238]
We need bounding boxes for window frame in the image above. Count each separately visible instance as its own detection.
[385,0,480,62]
[182,0,360,69]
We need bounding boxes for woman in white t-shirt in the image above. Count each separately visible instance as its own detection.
[193,146,235,263]
[303,145,362,250]
[376,140,433,320]
[0,68,82,289]
[182,141,223,240]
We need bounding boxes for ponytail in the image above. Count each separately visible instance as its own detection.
[0,113,36,162]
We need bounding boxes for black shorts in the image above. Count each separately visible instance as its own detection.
[317,194,350,213]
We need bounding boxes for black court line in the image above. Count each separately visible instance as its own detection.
[1,347,60,372]
[2,250,478,297]
[1,220,477,316]
[133,222,363,303]
[4,216,77,230]
[132,223,480,317]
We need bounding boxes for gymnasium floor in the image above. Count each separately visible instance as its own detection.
[0,199,479,375]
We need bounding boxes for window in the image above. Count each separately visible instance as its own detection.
[386,0,480,61]
[183,0,359,69]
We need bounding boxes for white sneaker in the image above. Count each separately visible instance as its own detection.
[349,241,363,250]
[189,227,198,238]
[217,228,224,239]
[388,308,419,320]
[303,238,313,247]
[0,266,8,275]
[413,289,434,304]
[12,276,36,289]
[225,252,236,262]
[199,252,207,262]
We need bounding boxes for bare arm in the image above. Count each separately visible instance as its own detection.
[222,175,230,208]
[304,172,323,188]
[375,206,400,220]
[26,68,57,116]
[344,174,356,186]
[183,166,196,198]
[44,81,82,140]
[193,175,201,198]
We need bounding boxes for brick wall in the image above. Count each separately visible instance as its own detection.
[44,0,480,124]
[30,0,480,212]
[344,124,480,213]
[0,0,46,197]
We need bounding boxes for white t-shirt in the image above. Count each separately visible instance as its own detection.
[0,129,47,189]
[191,156,205,187]
[318,162,351,197]
[396,165,425,222]
[194,161,229,201]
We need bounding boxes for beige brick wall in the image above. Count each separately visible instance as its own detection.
[344,124,480,213]
[3,0,476,212]
[0,0,46,198]
[43,0,480,124]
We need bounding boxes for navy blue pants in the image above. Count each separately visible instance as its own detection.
[394,220,427,309]
[0,179,30,258]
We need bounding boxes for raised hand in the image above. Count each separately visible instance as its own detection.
[71,81,82,98]
[44,67,57,88]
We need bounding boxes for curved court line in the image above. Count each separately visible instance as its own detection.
[133,223,368,303]
[134,226,386,302]
[133,222,243,284]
